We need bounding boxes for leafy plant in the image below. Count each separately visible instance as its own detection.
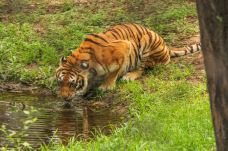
[0,106,37,150]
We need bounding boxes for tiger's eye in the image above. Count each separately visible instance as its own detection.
[57,79,63,85]
[72,83,78,89]
[80,62,89,69]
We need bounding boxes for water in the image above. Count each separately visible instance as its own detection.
[0,92,125,148]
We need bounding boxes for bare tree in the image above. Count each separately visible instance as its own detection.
[196,1,228,150]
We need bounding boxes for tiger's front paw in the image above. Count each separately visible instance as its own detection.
[98,83,116,91]
[122,72,140,81]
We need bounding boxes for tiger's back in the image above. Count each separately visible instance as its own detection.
[104,24,170,69]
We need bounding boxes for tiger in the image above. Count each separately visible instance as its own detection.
[56,23,201,101]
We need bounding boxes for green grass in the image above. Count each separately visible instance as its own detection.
[0,0,198,88]
[0,0,215,150]
[41,64,215,151]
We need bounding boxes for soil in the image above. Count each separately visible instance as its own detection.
[86,93,129,115]
[0,82,54,95]
[168,34,205,85]
[181,52,205,84]
[172,34,204,71]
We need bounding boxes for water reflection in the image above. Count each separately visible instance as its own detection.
[0,92,123,148]
[83,106,89,142]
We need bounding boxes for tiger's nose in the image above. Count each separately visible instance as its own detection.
[60,92,72,102]
[60,87,72,101]
[62,95,72,102]
[61,95,73,109]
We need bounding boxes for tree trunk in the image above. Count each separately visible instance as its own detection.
[196,1,228,150]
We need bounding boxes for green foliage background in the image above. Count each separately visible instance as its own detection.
[0,0,198,90]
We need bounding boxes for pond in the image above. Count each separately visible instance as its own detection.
[0,92,126,148]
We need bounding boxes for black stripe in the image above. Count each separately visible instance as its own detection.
[121,27,130,40]
[116,28,125,39]
[122,24,138,45]
[110,32,118,40]
[161,53,169,62]
[56,68,66,76]
[139,52,142,61]
[154,51,166,59]
[131,23,143,38]
[147,32,153,50]
[139,25,146,35]
[130,24,142,50]
[77,75,84,89]
[132,42,138,55]
[68,71,76,77]
[141,38,148,54]
[84,38,106,47]
[137,32,141,46]
[90,34,109,43]
[153,45,166,56]
[127,25,139,48]
[122,24,133,40]
[72,67,80,73]
[89,68,97,76]
[80,46,108,73]
[162,51,169,61]
[134,30,141,53]
[129,55,132,69]
[184,49,188,55]
[143,44,164,56]
[151,34,158,48]
[131,43,138,67]
[110,29,122,39]
[142,50,152,56]
[79,47,94,52]
[190,45,194,53]
[141,60,151,65]
[153,39,162,50]
[61,62,81,72]
[67,57,74,65]
[145,28,150,34]
[144,28,151,51]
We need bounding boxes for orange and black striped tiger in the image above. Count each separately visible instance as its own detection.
[56,23,201,101]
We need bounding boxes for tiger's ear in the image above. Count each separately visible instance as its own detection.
[60,56,67,65]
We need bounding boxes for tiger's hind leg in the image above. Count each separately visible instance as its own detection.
[121,58,156,82]
[99,40,131,90]
[121,54,159,82]
[122,68,144,81]
[99,63,129,90]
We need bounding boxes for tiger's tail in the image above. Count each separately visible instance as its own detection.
[170,43,201,58]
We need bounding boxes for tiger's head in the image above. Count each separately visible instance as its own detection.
[56,49,97,101]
